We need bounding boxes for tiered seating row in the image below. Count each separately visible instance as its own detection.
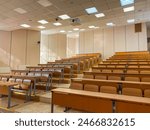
[51,87,150,113]
[70,78,150,97]
[54,53,101,73]
[83,71,150,82]
[0,77,32,108]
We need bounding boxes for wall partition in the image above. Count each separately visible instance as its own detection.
[79,23,147,59]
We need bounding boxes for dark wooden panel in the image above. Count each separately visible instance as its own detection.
[135,23,142,32]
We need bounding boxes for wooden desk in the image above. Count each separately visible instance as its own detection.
[0,81,18,108]
[51,88,150,113]
[51,88,113,113]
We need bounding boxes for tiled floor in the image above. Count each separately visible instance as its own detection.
[11,102,81,113]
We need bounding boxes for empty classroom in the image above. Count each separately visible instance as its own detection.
[0,0,150,113]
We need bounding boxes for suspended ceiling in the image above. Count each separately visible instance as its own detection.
[0,0,149,34]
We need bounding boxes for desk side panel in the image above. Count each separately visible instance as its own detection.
[116,101,150,113]
[52,92,112,113]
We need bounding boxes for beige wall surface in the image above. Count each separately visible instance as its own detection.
[0,29,40,69]
[0,31,11,67]
[40,33,67,63]
[79,23,147,59]
[67,36,78,57]
[26,30,40,66]
[40,34,49,64]
[41,23,148,63]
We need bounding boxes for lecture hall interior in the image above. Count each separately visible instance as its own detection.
[0,0,150,113]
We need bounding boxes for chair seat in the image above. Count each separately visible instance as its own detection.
[13,84,28,90]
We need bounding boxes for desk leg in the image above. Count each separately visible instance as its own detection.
[8,86,12,108]
[33,79,36,95]
[51,92,54,113]
[112,100,116,113]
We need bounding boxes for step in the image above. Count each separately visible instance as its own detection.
[38,83,70,103]
[53,74,78,78]
[52,78,70,84]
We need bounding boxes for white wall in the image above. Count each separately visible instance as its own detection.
[79,23,147,59]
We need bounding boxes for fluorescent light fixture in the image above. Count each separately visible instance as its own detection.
[20,24,30,28]
[38,26,45,29]
[14,8,27,14]
[106,22,115,26]
[85,7,98,14]
[94,27,100,29]
[88,25,95,28]
[58,14,70,20]
[37,0,52,7]
[38,20,48,24]
[73,28,79,31]
[127,19,135,23]
[95,13,105,18]
[120,0,134,6]
[123,6,134,12]
[80,29,85,31]
[53,22,62,26]
[60,30,65,33]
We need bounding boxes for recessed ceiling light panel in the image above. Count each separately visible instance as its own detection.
[73,28,79,31]
[120,0,134,6]
[38,20,48,24]
[38,26,46,29]
[14,8,27,14]
[20,24,30,28]
[58,14,70,20]
[85,7,98,14]
[127,19,135,23]
[53,22,62,26]
[95,13,105,18]
[106,22,115,26]
[123,6,134,12]
[37,0,52,7]
[88,25,95,28]
[60,30,65,33]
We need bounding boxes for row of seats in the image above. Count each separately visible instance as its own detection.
[70,82,150,98]
[0,77,32,101]
[92,68,150,74]
[98,64,150,68]
[83,74,150,82]
[108,51,150,60]
[56,55,100,71]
